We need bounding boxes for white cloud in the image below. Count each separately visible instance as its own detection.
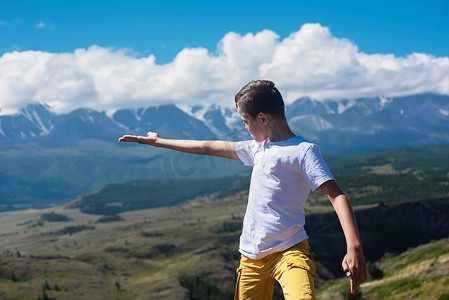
[0,23,448,115]
[34,20,54,30]
[35,21,46,28]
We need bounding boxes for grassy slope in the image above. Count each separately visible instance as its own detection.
[0,192,249,300]
[306,196,449,278]
[317,237,449,300]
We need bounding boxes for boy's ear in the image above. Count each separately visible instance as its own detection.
[258,112,270,125]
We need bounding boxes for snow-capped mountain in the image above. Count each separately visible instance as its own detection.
[1,93,448,153]
[0,103,60,141]
[286,94,449,153]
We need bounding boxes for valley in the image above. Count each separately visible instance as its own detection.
[1,190,448,299]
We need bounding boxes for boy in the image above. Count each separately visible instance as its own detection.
[118,80,367,300]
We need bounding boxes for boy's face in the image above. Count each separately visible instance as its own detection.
[238,105,268,143]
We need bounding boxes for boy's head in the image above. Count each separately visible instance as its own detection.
[235,80,285,120]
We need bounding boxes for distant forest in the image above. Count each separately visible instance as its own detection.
[73,144,449,215]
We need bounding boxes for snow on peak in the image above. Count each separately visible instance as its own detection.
[337,99,356,114]
[379,96,393,109]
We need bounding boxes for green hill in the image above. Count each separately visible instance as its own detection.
[1,143,448,211]
[325,144,449,205]
[69,144,449,215]
[70,175,250,215]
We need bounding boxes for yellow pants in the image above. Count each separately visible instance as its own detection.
[234,239,317,300]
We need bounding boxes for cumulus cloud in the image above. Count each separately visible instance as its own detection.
[35,21,46,28]
[0,23,448,114]
[34,20,55,30]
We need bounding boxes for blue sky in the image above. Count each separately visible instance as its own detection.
[2,0,448,62]
[0,0,448,114]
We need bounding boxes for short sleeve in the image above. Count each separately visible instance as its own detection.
[235,140,257,166]
[301,144,334,191]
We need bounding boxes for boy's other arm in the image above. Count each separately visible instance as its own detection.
[118,132,240,160]
[319,180,367,294]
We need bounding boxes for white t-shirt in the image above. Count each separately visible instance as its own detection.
[235,136,334,259]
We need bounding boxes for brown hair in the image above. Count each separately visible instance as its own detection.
[235,80,285,119]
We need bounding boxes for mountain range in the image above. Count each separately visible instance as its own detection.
[1,93,448,153]
[1,93,448,210]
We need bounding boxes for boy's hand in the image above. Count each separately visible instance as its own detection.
[118,131,159,145]
[342,245,367,294]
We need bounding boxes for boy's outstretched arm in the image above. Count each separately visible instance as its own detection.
[118,131,240,160]
[319,180,367,294]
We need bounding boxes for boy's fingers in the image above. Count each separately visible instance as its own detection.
[346,270,355,294]
[349,267,367,294]
[342,259,358,294]
[118,135,137,143]
[351,270,362,294]
[352,263,366,286]
[342,259,351,276]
